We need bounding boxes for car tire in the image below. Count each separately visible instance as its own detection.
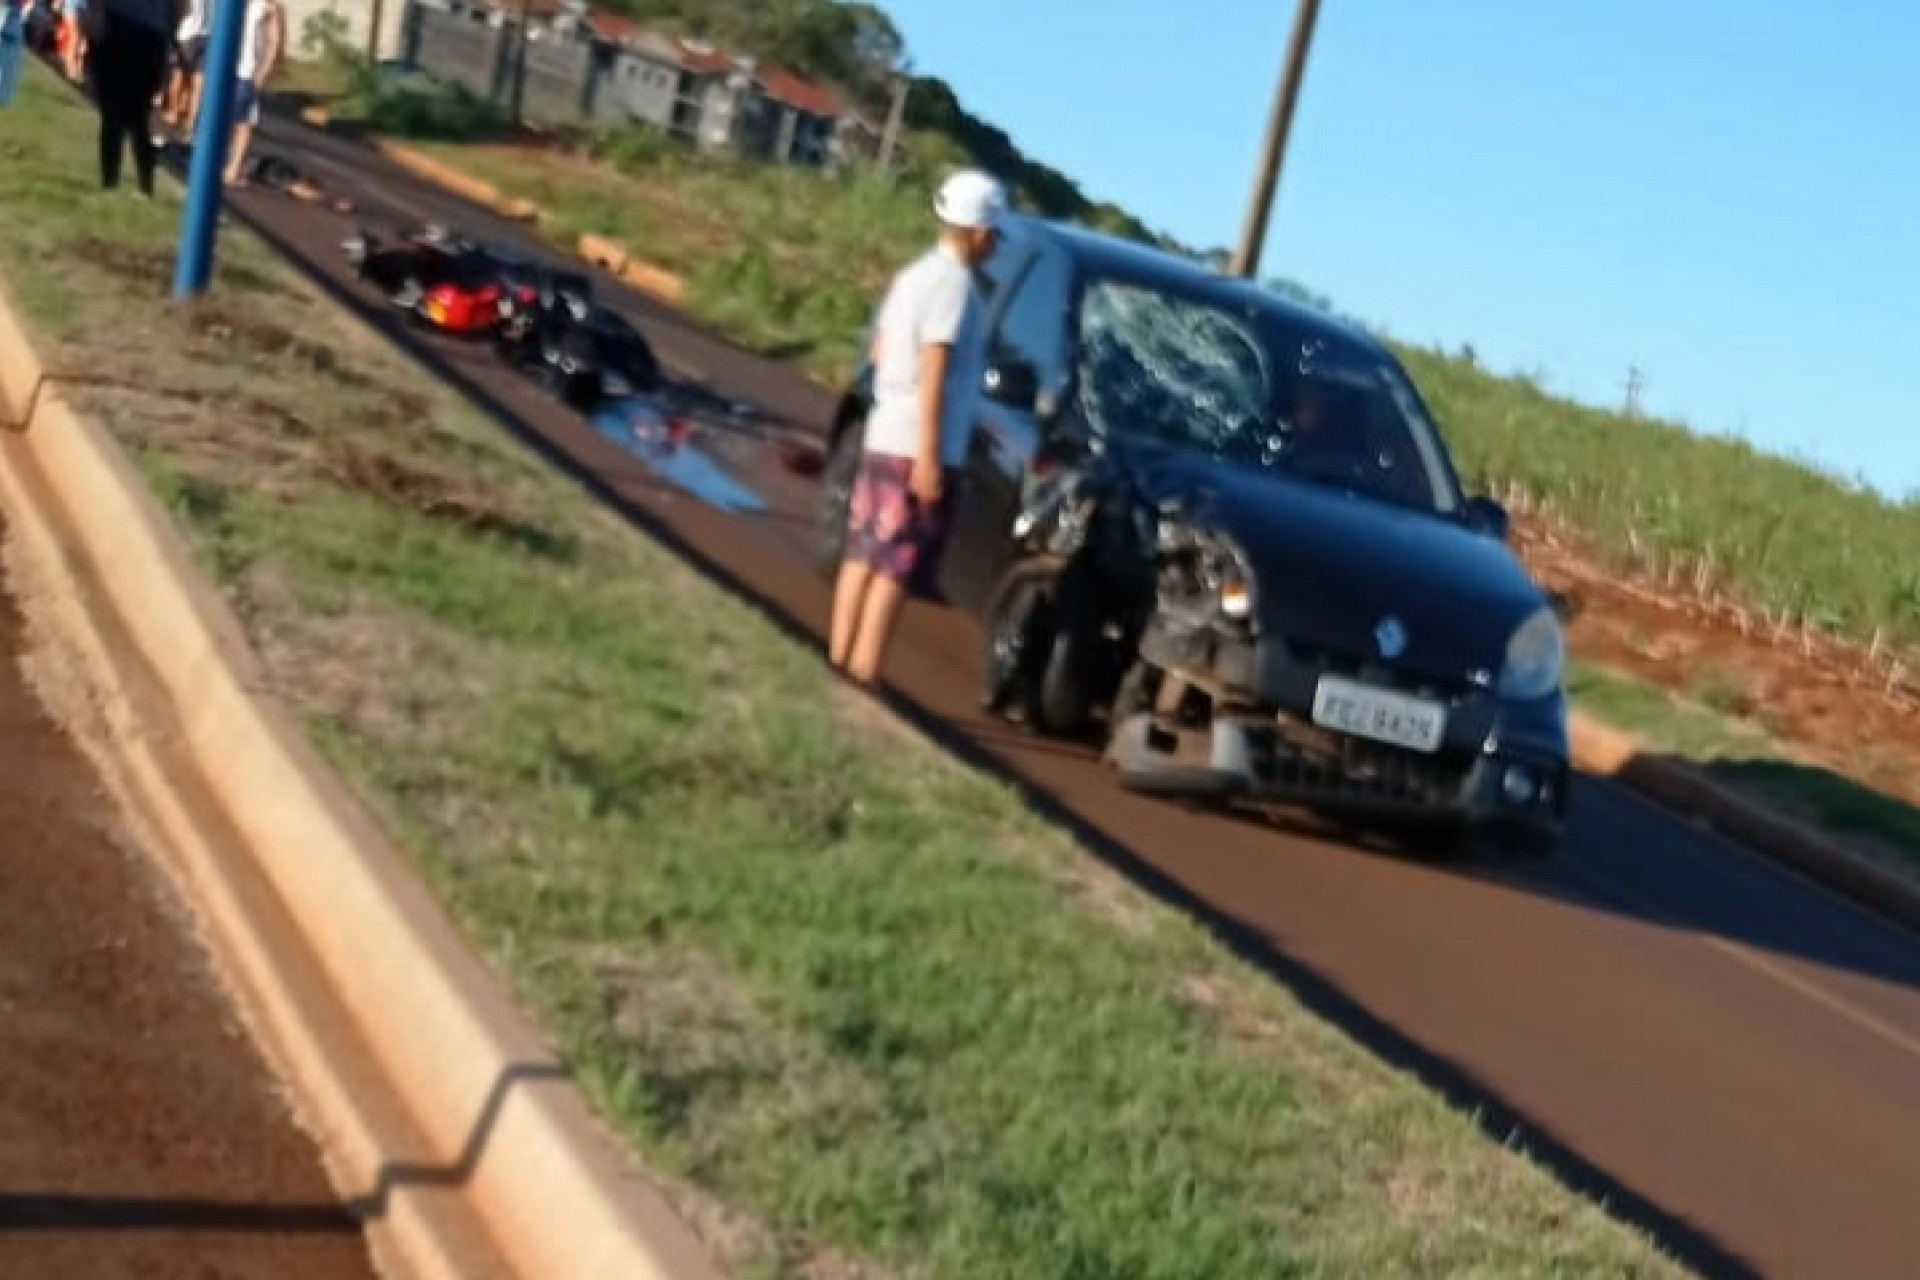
[1032,569,1104,737]
[980,558,1101,738]
[812,424,862,580]
[982,562,1056,719]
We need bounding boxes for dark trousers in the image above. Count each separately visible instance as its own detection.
[89,14,168,193]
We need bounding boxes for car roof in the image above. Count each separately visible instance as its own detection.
[997,210,1379,352]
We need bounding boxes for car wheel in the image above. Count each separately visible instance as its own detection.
[982,563,1056,719]
[1031,572,1105,737]
[812,424,863,579]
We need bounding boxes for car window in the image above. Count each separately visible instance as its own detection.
[1272,335,1460,514]
[1075,279,1272,450]
[1073,278,1460,515]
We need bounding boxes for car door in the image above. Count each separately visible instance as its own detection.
[938,241,1079,616]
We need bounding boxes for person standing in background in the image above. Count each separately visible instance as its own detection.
[155,0,205,145]
[220,0,279,186]
[0,0,26,107]
[86,0,178,196]
[61,0,87,81]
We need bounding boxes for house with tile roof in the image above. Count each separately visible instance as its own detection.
[587,19,878,167]
[402,0,876,167]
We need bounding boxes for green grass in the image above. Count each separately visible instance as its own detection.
[285,45,1920,664]
[1569,664,1920,877]
[0,63,1685,1278]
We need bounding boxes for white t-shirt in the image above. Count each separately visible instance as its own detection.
[177,0,207,41]
[862,244,984,468]
[237,0,274,81]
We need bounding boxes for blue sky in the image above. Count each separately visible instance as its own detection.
[878,0,1918,500]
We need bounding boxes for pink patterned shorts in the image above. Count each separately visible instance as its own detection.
[845,452,951,585]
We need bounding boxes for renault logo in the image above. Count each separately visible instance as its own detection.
[1374,616,1408,659]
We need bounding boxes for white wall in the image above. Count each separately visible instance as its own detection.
[284,0,409,64]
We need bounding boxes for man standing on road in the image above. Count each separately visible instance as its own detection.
[827,168,1006,688]
[220,0,279,186]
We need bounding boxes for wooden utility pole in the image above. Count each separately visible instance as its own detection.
[507,0,530,126]
[1230,0,1322,278]
[366,0,384,62]
[876,73,908,174]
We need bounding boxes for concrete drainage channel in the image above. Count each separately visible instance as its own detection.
[0,285,725,1279]
[0,518,379,1280]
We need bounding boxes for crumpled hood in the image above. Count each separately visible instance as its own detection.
[1121,441,1548,683]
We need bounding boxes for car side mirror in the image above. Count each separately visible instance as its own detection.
[1465,495,1510,541]
[983,358,1039,411]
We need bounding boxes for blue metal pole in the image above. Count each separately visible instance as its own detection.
[172,0,248,298]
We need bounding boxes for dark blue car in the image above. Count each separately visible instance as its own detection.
[813,213,1570,857]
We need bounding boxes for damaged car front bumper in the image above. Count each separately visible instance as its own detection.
[1106,627,1571,840]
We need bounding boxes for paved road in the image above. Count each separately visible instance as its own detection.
[0,516,378,1279]
[209,117,1920,1280]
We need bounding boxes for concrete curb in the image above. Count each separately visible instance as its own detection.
[0,289,726,1277]
[372,139,543,224]
[1569,713,1920,934]
[577,232,687,304]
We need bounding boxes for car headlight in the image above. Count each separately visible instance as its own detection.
[1158,525,1255,623]
[1497,606,1565,700]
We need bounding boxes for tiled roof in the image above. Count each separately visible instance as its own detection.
[585,9,639,42]
[581,11,861,122]
[754,64,847,119]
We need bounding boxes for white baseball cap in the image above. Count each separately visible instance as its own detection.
[934,169,1008,231]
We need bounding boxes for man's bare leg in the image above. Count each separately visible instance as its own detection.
[224,120,253,183]
[845,574,908,686]
[828,559,872,672]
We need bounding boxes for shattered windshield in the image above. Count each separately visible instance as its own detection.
[1073,278,1461,515]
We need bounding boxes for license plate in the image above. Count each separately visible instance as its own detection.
[1310,676,1447,753]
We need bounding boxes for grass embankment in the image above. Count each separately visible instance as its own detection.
[1568,665,1920,878]
[0,66,1681,1280]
